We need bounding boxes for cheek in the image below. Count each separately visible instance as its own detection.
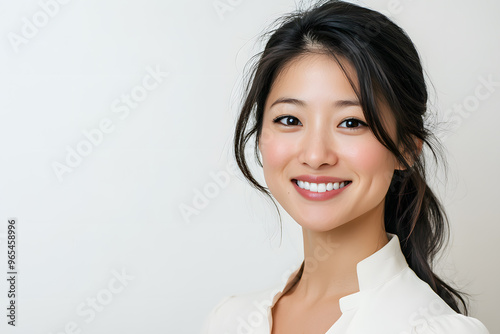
[341,137,395,183]
[259,128,295,169]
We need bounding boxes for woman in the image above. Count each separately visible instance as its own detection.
[203,1,490,333]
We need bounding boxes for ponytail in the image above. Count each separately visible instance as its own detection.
[385,167,469,314]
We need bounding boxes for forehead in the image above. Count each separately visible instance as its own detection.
[264,52,361,115]
[269,52,359,97]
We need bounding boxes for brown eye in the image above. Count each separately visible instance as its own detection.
[273,116,302,126]
[339,118,367,130]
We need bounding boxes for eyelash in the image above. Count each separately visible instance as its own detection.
[272,115,368,130]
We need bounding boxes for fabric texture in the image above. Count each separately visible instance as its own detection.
[202,233,489,334]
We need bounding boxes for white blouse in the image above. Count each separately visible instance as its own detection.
[202,233,490,334]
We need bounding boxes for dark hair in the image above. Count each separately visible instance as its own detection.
[233,0,469,314]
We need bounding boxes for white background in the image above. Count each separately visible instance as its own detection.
[0,0,498,333]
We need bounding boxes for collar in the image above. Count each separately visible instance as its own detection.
[269,233,409,312]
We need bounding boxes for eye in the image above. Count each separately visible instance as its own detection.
[338,118,368,130]
[273,115,302,126]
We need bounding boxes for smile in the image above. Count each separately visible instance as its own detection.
[291,178,351,201]
[294,180,351,192]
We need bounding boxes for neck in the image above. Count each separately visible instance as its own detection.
[291,207,389,303]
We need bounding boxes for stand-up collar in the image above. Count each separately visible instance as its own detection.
[269,233,409,312]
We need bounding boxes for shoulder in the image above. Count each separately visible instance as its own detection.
[201,294,234,334]
[358,267,490,333]
[201,287,277,334]
[414,313,490,334]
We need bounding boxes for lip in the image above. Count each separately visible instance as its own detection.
[292,175,350,183]
[292,179,351,201]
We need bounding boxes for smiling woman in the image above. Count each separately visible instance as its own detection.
[202,1,490,333]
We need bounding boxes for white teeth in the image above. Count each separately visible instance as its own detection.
[296,180,350,192]
[309,183,317,192]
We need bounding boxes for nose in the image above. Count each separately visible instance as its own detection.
[298,126,338,169]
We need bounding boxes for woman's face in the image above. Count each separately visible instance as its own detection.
[258,52,400,232]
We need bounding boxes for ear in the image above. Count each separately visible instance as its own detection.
[395,136,423,170]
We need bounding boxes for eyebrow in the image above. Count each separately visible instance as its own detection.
[269,97,360,109]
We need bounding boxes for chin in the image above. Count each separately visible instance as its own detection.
[294,216,346,233]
